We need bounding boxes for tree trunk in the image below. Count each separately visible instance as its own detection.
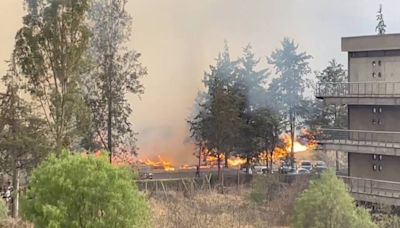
[336,150,339,173]
[246,156,250,174]
[107,53,113,163]
[11,162,19,218]
[290,109,295,167]
[224,151,228,168]
[10,84,19,218]
[217,153,221,181]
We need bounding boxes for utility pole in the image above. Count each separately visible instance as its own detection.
[107,53,113,164]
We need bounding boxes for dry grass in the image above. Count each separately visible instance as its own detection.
[149,177,308,228]
[0,218,33,228]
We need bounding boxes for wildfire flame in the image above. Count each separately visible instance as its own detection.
[271,129,317,160]
[89,128,317,172]
[138,155,175,171]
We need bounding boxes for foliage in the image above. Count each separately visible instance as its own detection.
[376,4,386,35]
[233,45,280,162]
[14,0,92,152]
[0,57,50,175]
[300,59,347,129]
[267,38,312,121]
[83,0,147,155]
[189,43,280,170]
[0,199,7,220]
[21,151,150,228]
[189,43,241,168]
[292,170,376,228]
[249,175,282,203]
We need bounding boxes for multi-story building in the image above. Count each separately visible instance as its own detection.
[317,33,400,206]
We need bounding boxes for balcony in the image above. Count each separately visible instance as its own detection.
[316,82,400,105]
[339,176,400,205]
[317,129,400,156]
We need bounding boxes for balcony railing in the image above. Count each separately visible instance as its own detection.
[316,82,400,98]
[316,128,400,146]
[339,176,400,198]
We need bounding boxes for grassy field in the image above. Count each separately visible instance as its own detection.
[149,176,309,228]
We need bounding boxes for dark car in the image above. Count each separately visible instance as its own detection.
[299,160,313,172]
[314,161,328,172]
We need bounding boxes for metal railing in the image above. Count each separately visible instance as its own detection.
[316,128,400,145]
[316,82,400,97]
[339,176,400,198]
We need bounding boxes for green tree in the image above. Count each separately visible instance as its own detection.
[189,43,241,174]
[21,151,150,228]
[250,107,280,168]
[0,199,6,220]
[302,59,348,129]
[83,0,147,158]
[0,56,50,218]
[233,45,278,169]
[376,4,386,35]
[267,38,312,166]
[235,44,269,109]
[292,170,376,228]
[267,38,312,118]
[14,0,91,152]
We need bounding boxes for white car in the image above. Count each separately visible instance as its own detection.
[297,168,311,174]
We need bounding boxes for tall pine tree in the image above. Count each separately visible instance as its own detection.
[376,4,386,35]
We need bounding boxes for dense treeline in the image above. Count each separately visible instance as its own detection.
[0,0,146,218]
[188,40,348,174]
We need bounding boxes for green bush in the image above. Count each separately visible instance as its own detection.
[292,170,376,228]
[21,151,150,228]
[0,198,7,220]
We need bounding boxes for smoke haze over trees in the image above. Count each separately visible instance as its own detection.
[2,0,400,161]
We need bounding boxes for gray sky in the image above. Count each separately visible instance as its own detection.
[0,0,398,164]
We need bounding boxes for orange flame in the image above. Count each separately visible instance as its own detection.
[138,155,175,171]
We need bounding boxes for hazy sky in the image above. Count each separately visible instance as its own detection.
[1,0,399,164]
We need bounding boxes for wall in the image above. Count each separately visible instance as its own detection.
[349,152,400,182]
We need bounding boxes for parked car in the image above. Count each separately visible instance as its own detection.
[138,166,153,179]
[280,163,296,174]
[299,160,313,172]
[296,168,311,174]
[253,165,269,175]
[314,160,328,172]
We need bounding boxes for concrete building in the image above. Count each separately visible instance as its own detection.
[316,33,400,206]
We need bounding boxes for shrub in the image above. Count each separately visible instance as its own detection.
[292,170,376,228]
[249,175,282,203]
[21,151,150,228]
[0,199,7,220]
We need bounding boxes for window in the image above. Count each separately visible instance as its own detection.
[372,154,377,160]
[373,107,377,113]
[379,155,383,161]
[372,72,376,78]
[373,164,377,171]
[378,72,382,77]
[378,60,382,66]
[379,107,382,113]
[372,119,376,125]
[379,165,383,171]
[378,119,382,125]
[372,61,376,66]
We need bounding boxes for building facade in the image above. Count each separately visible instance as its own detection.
[317,34,400,205]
